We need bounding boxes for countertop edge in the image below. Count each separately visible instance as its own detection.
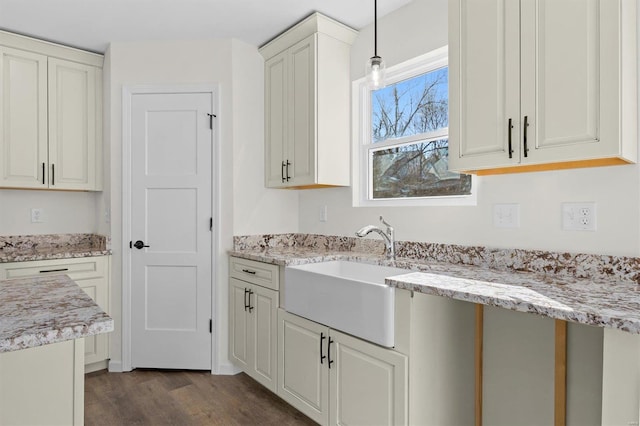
[0,250,112,263]
[0,318,114,353]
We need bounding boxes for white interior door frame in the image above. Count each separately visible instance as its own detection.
[121,84,219,372]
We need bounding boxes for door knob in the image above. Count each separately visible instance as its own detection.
[133,240,149,249]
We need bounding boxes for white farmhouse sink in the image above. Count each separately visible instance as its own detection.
[284,261,407,347]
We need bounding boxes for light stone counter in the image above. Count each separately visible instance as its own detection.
[0,274,113,353]
[230,246,640,334]
[0,233,111,263]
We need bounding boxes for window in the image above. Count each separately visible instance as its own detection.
[353,47,475,207]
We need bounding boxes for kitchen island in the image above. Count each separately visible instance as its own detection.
[0,274,113,425]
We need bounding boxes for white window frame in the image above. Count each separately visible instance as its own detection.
[352,46,477,207]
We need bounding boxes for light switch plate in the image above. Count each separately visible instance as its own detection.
[31,208,45,223]
[319,205,328,222]
[493,204,520,228]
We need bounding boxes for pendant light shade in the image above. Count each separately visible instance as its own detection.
[366,0,385,89]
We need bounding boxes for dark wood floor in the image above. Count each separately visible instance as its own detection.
[85,369,316,426]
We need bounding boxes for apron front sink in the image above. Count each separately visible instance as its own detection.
[284,261,407,347]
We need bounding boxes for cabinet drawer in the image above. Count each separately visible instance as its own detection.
[0,257,106,280]
[230,257,279,290]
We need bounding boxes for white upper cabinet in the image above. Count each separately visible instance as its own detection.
[0,47,48,188]
[48,58,100,190]
[0,31,103,190]
[260,13,357,189]
[449,0,637,174]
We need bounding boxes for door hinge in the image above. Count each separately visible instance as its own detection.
[209,319,212,334]
[207,113,216,130]
[209,217,213,231]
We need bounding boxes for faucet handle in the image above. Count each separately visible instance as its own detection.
[379,216,394,234]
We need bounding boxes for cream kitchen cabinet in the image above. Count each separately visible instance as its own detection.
[229,257,279,393]
[277,309,408,426]
[260,13,357,189]
[448,0,637,174]
[0,256,110,372]
[0,30,103,190]
[0,339,84,425]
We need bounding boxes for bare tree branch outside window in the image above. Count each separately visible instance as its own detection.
[369,66,471,199]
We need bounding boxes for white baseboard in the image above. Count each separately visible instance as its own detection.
[107,360,130,372]
[213,362,242,375]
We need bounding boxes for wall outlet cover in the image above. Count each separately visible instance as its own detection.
[562,202,597,231]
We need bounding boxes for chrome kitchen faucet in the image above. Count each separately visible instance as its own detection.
[355,216,395,260]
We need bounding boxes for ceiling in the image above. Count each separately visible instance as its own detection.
[0,0,413,54]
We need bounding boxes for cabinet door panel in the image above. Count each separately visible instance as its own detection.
[229,278,249,368]
[265,52,288,188]
[48,58,96,190]
[288,35,316,186]
[0,47,48,188]
[250,285,278,392]
[449,0,521,171]
[278,309,328,425]
[521,0,601,163]
[77,277,108,364]
[330,330,408,426]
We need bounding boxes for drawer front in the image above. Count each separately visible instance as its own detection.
[230,257,279,290]
[0,257,106,280]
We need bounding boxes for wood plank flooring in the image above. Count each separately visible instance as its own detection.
[85,369,316,426]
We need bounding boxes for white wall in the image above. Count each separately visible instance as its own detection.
[231,40,299,235]
[104,38,297,374]
[298,0,640,257]
[0,190,100,235]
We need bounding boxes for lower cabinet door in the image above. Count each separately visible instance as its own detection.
[330,329,408,426]
[229,278,249,369]
[78,277,108,365]
[278,309,329,425]
[249,284,278,392]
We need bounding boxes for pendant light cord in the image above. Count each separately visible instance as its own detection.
[374,0,378,57]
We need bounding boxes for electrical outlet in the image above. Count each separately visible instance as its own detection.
[562,202,596,231]
[493,204,520,228]
[30,208,45,223]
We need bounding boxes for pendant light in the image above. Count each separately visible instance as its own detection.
[366,0,386,89]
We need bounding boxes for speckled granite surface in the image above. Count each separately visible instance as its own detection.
[0,274,113,353]
[231,234,640,334]
[0,233,111,263]
[233,233,640,283]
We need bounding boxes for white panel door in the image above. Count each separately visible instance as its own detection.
[0,47,48,188]
[130,91,213,370]
[48,58,96,190]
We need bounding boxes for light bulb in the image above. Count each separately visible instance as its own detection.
[366,56,386,89]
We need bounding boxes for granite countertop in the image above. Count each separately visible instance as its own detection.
[0,233,111,263]
[0,274,114,353]
[230,247,640,334]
